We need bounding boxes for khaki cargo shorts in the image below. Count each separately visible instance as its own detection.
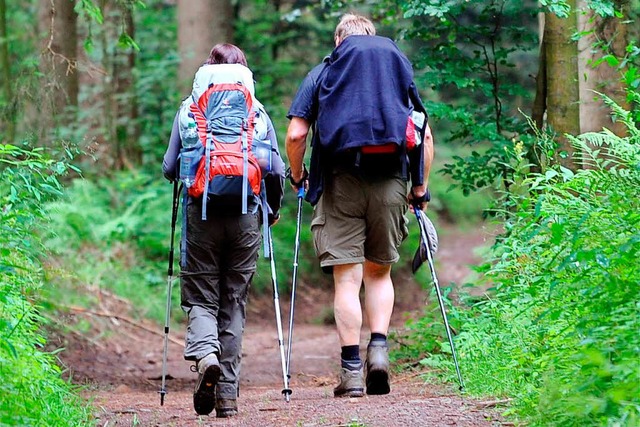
[311,170,409,269]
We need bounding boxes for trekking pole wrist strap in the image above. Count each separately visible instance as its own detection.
[287,164,309,187]
[410,188,430,207]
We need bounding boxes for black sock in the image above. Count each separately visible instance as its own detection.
[370,333,387,345]
[340,345,361,370]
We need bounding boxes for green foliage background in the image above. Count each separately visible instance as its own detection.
[0,0,639,426]
[0,144,90,425]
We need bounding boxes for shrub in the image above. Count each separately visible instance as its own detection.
[0,143,91,426]
[399,98,640,426]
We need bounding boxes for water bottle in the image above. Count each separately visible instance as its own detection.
[180,114,202,188]
[182,115,200,148]
[253,138,272,175]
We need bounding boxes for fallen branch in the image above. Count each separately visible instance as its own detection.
[65,305,184,347]
[475,398,513,408]
[395,369,430,384]
[41,312,106,350]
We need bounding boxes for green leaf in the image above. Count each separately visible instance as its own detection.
[118,32,140,51]
[550,222,565,245]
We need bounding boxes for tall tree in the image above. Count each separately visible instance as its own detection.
[94,0,141,170]
[0,0,14,142]
[577,0,629,136]
[177,0,233,92]
[544,2,581,171]
[114,5,141,168]
[39,0,79,130]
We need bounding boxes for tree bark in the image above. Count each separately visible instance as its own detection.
[577,0,629,138]
[544,2,581,171]
[530,14,546,174]
[39,0,79,123]
[532,13,547,133]
[114,6,141,168]
[0,0,15,141]
[177,0,233,93]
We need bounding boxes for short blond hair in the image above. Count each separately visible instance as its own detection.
[334,14,376,44]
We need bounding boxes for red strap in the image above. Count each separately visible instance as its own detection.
[360,116,416,154]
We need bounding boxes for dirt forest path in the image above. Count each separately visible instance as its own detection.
[56,224,506,427]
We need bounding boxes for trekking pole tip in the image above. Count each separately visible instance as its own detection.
[282,387,292,402]
[158,389,167,406]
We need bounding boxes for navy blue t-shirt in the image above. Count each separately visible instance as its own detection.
[287,59,329,122]
[287,58,329,205]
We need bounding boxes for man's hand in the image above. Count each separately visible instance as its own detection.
[287,165,309,193]
[408,187,430,212]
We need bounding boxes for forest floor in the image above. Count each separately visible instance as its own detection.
[51,222,509,427]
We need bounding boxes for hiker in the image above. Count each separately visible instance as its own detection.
[163,43,285,417]
[285,14,434,397]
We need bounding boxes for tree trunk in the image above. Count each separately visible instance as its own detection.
[0,0,15,142]
[544,2,581,171]
[577,0,629,138]
[39,0,79,131]
[177,0,233,93]
[530,14,546,173]
[114,6,141,169]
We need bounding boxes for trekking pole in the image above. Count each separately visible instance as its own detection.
[413,207,465,391]
[159,180,181,405]
[285,187,305,392]
[267,227,293,401]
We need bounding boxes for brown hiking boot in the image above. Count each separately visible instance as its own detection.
[215,398,238,418]
[366,342,390,395]
[193,353,221,415]
[333,367,365,398]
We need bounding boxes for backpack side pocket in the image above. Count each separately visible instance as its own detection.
[179,144,204,189]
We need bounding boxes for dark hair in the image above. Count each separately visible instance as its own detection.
[206,43,248,67]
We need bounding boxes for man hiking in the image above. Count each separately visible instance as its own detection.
[285,14,434,397]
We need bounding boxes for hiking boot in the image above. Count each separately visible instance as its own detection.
[193,353,221,415]
[366,342,390,395]
[333,367,364,398]
[215,398,238,418]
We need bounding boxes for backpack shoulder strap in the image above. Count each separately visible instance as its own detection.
[408,82,427,188]
[259,183,270,258]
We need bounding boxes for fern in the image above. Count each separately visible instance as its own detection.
[405,99,640,426]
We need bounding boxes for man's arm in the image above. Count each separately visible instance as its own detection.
[409,123,434,210]
[285,117,311,189]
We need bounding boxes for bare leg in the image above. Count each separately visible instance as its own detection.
[333,263,364,346]
[363,260,394,336]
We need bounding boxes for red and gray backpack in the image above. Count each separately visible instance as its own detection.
[178,64,269,219]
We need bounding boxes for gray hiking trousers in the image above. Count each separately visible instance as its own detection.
[180,202,261,399]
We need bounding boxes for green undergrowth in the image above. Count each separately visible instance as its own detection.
[41,173,179,326]
[0,143,91,426]
[40,171,331,327]
[39,142,487,328]
[395,100,640,426]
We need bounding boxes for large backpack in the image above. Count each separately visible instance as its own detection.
[178,64,271,219]
[315,35,428,185]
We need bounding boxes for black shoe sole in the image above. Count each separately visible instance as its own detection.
[333,388,365,398]
[193,364,221,415]
[366,368,390,395]
[216,409,239,418]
